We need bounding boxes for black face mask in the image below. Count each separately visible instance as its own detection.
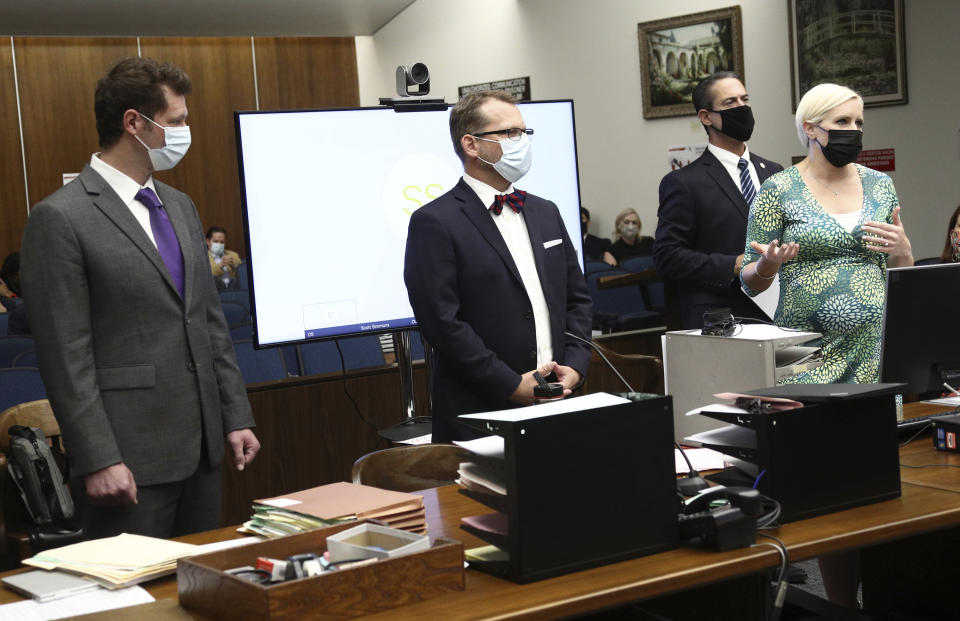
[816,127,862,167]
[708,105,755,142]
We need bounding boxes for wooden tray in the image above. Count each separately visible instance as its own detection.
[177,523,464,620]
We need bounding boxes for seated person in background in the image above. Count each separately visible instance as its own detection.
[940,204,960,263]
[1,251,21,310]
[610,208,654,264]
[1,252,29,334]
[206,226,242,290]
[580,206,616,266]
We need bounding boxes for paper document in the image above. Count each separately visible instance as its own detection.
[0,584,153,621]
[459,392,629,423]
[675,448,727,474]
[256,482,423,520]
[396,433,432,445]
[194,537,260,555]
[464,545,509,563]
[710,322,819,341]
[461,513,509,536]
[2,569,100,602]
[458,462,506,495]
[23,534,198,588]
[453,435,504,459]
[685,404,747,417]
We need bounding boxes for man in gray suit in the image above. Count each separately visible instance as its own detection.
[21,57,259,539]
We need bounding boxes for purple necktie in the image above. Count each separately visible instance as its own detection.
[135,187,185,298]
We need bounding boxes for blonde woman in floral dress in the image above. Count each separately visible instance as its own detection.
[739,83,913,385]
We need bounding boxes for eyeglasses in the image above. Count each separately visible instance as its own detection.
[472,127,534,142]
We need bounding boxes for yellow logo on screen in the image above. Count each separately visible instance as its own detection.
[402,184,443,214]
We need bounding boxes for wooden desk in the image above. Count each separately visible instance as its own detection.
[5,481,960,620]
[899,402,960,493]
[5,403,960,619]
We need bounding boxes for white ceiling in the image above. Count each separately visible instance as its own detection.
[0,0,416,37]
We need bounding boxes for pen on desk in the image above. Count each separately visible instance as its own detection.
[943,382,959,397]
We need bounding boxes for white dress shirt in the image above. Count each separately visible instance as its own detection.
[89,154,161,248]
[462,173,553,366]
[708,143,761,197]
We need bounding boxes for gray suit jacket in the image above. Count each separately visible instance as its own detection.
[21,165,254,485]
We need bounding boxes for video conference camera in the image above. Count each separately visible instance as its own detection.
[380,63,445,110]
[396,63,430,97]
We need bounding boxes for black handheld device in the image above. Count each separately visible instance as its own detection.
[532,371,564,402]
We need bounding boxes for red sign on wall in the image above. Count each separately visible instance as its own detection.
[857,148,895,172]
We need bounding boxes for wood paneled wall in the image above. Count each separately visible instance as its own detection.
[222,365,429,526]
[254,37,360,110]
[0,36,358,261]
[0,40,28,256]
[143,37,257,243]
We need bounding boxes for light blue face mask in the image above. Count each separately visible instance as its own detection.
[135,113,192,171]
[477,133,533,184]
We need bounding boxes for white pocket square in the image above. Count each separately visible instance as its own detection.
[543,239,562,249]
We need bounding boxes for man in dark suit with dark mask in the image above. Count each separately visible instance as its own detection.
[654,71,783,330]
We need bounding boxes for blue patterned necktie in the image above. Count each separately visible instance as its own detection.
[135,187,185,298]
[737,158,757,205]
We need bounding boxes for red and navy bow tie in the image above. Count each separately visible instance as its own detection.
[490,189,527,215]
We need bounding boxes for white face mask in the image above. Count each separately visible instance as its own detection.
[478,133,533,184]
[619,223,639,240]
[210,242,225,256]
[135,113,191,171]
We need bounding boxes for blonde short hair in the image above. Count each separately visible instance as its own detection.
[613,208,641,240]
[794,83,863,147]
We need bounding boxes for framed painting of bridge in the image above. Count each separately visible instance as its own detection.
[789,0,907,108]
[637,6,744,119]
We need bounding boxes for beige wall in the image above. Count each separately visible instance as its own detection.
[357,0,959,259]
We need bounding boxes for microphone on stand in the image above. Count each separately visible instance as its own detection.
[565,331,710,496]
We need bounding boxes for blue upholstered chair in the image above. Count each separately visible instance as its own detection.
[297,335,386,376]
[0,337,35,368]
[232,340,288,384]
[0,368,47,413]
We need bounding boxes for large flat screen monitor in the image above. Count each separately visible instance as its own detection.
[880,262,960,400]
[235,101,582,347]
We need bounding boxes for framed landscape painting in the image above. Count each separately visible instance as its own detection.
[638,6,744,119]
[788,0,907,108]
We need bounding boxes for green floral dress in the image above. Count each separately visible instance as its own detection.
[741,164,897,384]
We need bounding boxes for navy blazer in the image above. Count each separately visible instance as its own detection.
[654,149,783,329]
[404,179,593,441]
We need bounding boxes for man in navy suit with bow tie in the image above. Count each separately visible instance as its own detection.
[404,90,592,442]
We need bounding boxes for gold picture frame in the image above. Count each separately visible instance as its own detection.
[638,6,745,119]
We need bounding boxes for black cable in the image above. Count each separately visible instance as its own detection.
[755,532,790,621]
[565,330,708,494]
[901,463,960,469]
[756,495,782,530]
[563,330,634,393]
[334,339,386,447]
[899,422,933,447]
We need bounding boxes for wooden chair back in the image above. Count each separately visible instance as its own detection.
[352,444,463,493]
[582,339,664,395]
[0,399,69,569]
[0,400,61,453]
